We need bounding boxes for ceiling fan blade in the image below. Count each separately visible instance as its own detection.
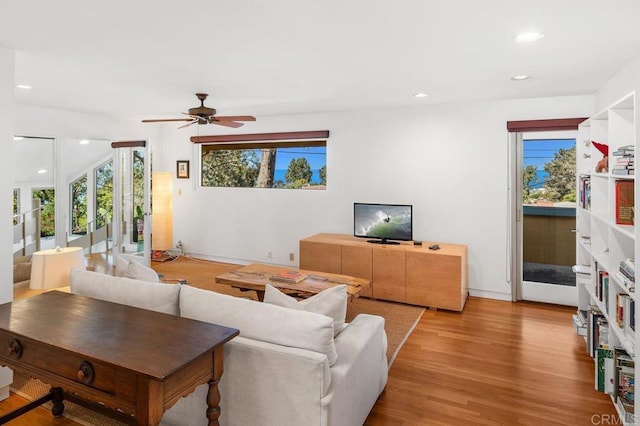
[211,120,244,128]
[177,120,197,129]
[214,115,256,122]
[142,118,193,123]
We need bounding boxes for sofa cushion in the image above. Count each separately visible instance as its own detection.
[13,262,31,284]
[263,284,347,336]
[179,285,337,366]
[70,269,179,315]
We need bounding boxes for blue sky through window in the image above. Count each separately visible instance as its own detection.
[523,138,575,189]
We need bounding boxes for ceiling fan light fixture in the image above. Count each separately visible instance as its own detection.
[142,93,256,129]
[513,32,544,43]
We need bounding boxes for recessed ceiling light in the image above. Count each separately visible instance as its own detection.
[13,136,24,141]
[79,139,90,145]
[413,92,429,98]
[15,84,32,90]
[511,75,531,81]
[37,169,47,174]
[513,32,544,43]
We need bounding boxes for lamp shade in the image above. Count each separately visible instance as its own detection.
[151,171,173,251]
[30,247,86,289]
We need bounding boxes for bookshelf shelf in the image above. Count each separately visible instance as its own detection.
[576,92,637,422]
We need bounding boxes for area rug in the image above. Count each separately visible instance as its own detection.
[155,255,425,365]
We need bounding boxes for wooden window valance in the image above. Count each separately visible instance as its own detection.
[190,130,330,145]
[506,118,587,133]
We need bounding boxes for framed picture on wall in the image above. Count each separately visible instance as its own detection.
[176,160,190,179]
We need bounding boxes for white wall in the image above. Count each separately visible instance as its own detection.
[595,55,640,112]
[157,95,593,300]
[0,47,14,303]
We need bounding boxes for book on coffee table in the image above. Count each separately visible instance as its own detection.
[270,270,307,283]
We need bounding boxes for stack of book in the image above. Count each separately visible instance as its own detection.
[269,270,308,283]
[620,258,635,286]
[612,145,635,175]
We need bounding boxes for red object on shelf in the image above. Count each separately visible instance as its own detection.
[592,141,609,156]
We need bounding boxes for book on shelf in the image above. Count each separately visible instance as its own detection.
[579,175,591,210]
[615,180,634,225]
[588,306,608,357]
[596,347,615,394]
[613,348,635,421]
[269,270,308,283]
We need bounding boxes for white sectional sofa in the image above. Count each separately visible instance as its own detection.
[69,269,388,426]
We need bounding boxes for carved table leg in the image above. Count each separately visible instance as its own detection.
[206,378,221,426]
[51,387,65,417]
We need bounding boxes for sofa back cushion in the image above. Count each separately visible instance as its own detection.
[179,285,337,366]
[70,269,180,315]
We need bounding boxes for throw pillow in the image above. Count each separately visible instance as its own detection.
[179,285,338,366]
[124,259,160,282]
[264,284,347,336]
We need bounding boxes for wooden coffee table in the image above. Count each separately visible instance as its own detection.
[215,263,370,302]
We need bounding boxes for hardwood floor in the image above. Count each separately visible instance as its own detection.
[365,298,617,426]
[5,255,617,425]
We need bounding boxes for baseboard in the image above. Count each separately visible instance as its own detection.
[468,289,512,301]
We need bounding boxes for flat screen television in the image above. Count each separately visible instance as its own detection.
[353,203,413,245]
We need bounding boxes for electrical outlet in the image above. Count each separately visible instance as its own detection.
[267,250,273,258]
[289,253,294,261]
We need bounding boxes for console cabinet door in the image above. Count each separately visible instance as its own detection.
[372,248,405,303]
[299,241,342,274]
[342,245,373,297]
[406,251,463,310]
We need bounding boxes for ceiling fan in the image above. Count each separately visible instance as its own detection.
[141,93,256,129]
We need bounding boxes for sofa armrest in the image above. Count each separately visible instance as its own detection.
[162,336,332,426]
[323,313,388,426]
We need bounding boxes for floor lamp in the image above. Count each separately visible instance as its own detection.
[151,171,173,260]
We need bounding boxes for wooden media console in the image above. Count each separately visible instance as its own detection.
[300,233,468,311]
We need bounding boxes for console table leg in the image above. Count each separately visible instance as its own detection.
[51,387,65,417]
[206,378,221,426]
[206,346,225,426]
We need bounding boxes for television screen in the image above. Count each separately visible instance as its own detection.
[354,203,413,244]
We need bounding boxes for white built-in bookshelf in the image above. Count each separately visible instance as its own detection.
[575,92,637,423]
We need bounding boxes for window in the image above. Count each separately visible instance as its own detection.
[95,160,113,229]
[70,175,88,234]
[132,150,145,243]
[12,189,19,225]
[201,141,327,189]
[32,188,55,238]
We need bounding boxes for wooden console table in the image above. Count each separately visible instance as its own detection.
[0,291,239,425]
[300,233,468,311]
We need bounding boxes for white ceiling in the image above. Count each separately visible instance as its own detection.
[2,1,640,119]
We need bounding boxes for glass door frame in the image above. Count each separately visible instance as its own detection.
[507,118,587,305]
[111,140,151,265]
